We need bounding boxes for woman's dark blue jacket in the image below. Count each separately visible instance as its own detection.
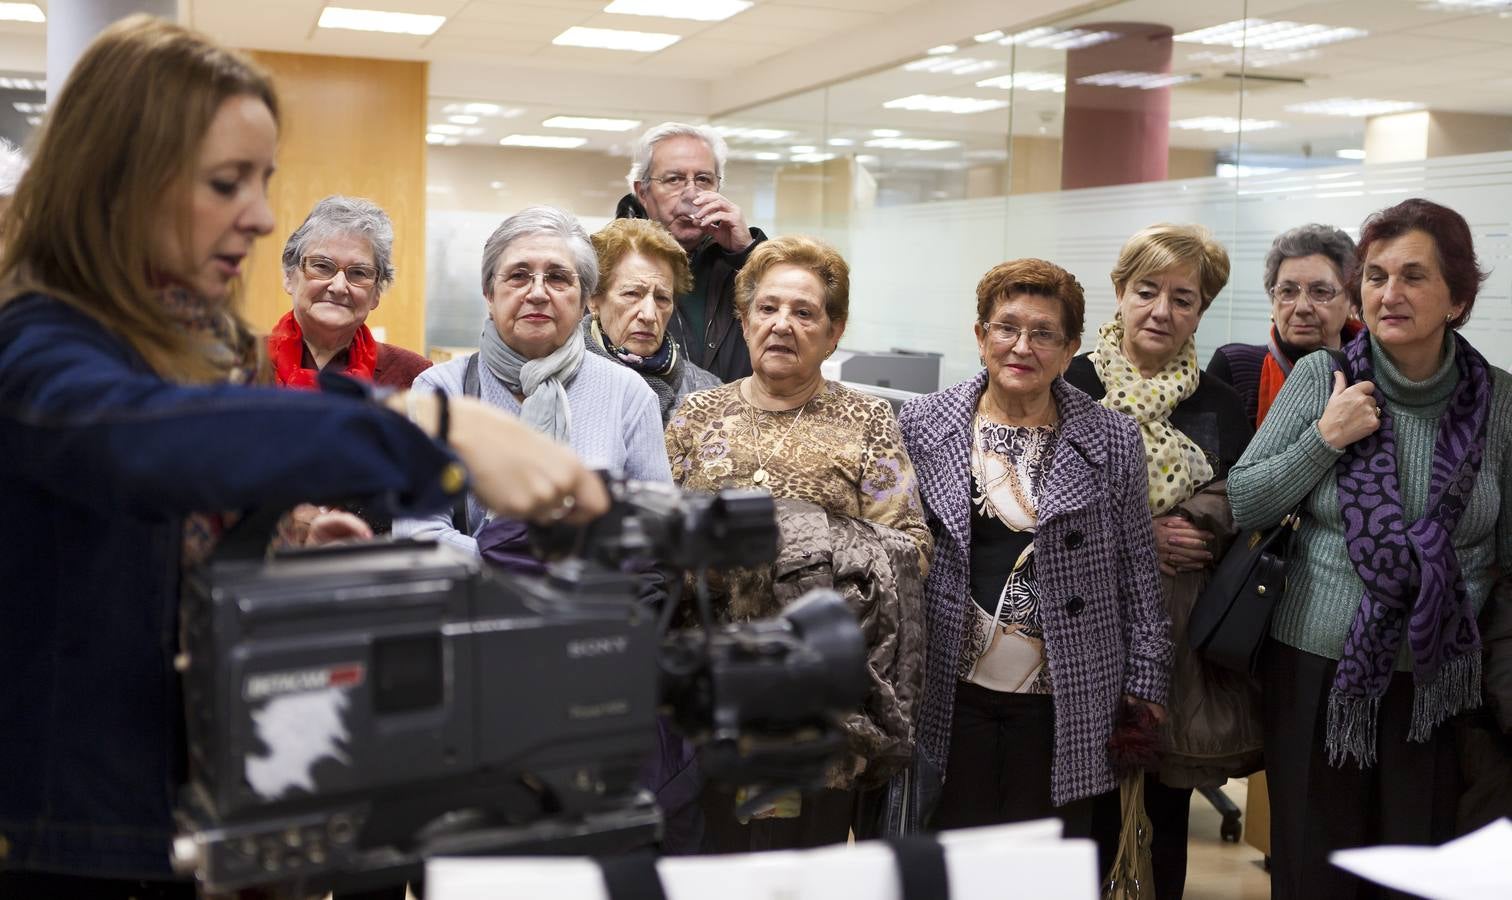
[0,294,458,878]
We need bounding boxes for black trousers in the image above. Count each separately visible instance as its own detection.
[1262,639,1461,900]
[931,682,1114,870]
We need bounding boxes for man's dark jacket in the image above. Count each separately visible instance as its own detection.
[615,193,765,383]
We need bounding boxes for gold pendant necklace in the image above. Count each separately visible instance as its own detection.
[746,387,812,486]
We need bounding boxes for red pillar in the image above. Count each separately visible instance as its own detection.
[1059,23,1174,190]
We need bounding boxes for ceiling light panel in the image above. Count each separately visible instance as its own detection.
[1075,71,1200,89]
[865,137,962,151]
[442,103,524,118]
[974,30,1005,43]
[428,123,484,136]
[1171,116,1283,133]
[1336,149,1367,159]
[1174,19,1367,51]
[0,76,43,90]
[0,3,43,23]
[1001,27,1119,50]
[1420,1,1512,9]
[1286,98,1423,117]
[715,126,794,141]
[603,0,751,21]
[883,94,1009,114]
[553,26,681,52]
[318,7,445,36]
[976,72,1066,93]
[904,56,998,76]
[871,129,902,138]
[542,115,642,131]
[501,135,590,148]
[790,152,835,163]
[927,44,958,55]
[12,101,44,114]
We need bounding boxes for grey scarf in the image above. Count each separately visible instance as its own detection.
[479,318,584,443]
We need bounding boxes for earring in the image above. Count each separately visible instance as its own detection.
[1446,313,1454,322]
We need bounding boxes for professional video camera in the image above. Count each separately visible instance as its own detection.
[170,482,868,896]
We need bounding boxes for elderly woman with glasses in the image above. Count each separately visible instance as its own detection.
[271,195,431,389]
[394,206,670,566]
[1208,223,1362,427]
[898,259,1168,862]
[585,218,719,422]
[1063,224,1256,899]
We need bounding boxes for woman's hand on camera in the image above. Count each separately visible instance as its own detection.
[398,392,610,524]
[1319,371,1381,450]
[306,509,373,546]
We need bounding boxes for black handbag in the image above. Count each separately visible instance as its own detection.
[1188,508,1300,675]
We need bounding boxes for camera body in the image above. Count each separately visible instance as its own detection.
[176,539,662,892]
[172,484,866,895]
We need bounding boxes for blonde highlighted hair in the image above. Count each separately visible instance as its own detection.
[591,218,693,296]
[734,235,850,324]
[1110,223,1230,310]
[0,14,278,383]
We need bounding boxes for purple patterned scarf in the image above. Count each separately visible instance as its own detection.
[1328,329,1488,767]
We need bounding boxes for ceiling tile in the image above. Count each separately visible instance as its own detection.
[732,3,878,32]
[423,36,544,59]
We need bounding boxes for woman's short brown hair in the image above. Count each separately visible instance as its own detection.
[734,235,850,324]
[975,258,1086,339]
[590,218,693,296]
[1110,224,1230,310]
[0,14,277,383]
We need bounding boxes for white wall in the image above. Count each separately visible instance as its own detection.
[843,152,1512,389]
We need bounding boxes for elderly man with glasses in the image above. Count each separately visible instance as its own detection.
[617,122,768,382]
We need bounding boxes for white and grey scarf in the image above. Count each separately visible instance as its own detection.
[479,318,584,443]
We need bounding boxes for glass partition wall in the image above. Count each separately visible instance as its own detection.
[709,0,1512,387]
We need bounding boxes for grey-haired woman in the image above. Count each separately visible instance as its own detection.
[393,205,670,564]
[271,194,431,389]
[1207,223,1361,427]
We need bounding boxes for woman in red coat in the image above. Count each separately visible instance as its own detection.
[270,195,431,389]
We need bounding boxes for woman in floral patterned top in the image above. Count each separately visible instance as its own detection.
[664,235,930,570]
[664,235,930,852]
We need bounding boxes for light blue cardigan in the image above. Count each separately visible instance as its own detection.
[393,351,672,553]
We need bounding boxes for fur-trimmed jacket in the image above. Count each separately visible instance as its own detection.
[723,498,927,790]
[899,372,1172,806]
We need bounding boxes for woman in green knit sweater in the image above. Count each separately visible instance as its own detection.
[1230,198,1512,899]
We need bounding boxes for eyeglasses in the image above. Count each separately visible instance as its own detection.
[301,255,379,288]
[981,322,1068,350]
[497,267,579,293]
[1271,282,1343,305]
[648,172,720,193]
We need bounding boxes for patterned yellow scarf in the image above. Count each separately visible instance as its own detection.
[1090,318,1212,515]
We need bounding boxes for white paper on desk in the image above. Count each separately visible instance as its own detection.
[1330,818,1512,900]
[427,819,1097,900]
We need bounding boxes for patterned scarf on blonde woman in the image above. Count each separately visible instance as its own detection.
[160,285,261,568]
[1090,318,1212,515]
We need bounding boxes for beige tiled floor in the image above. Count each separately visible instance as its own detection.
[1185,779,1271,900]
